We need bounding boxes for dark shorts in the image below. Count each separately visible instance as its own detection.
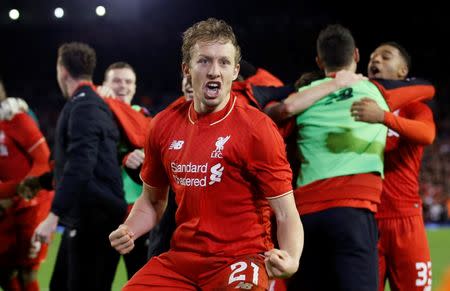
[289,207,378,291]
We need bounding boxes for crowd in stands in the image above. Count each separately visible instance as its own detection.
[420,124,450,223]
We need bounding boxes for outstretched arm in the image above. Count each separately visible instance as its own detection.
[265,70,366,122]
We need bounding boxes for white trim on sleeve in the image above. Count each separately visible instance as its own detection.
[266,190,293,200]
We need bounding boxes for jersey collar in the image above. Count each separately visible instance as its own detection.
[188,96,236,126]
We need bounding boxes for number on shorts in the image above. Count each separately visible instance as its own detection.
[228,261,260,285]
[416,261,432,288]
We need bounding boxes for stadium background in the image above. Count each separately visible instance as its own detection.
[1,0,449,290]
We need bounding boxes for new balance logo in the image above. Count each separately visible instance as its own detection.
[211,135,230,158]
[169,140,184,150]
[209,163,224,185]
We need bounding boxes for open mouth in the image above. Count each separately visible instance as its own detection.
[369,66,380,77]
[204,81,221,98]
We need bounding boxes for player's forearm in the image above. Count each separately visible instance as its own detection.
[270,194,304,262]
[124,185,168,239]
[283,79,339,116]
[384,112,435,145]
[276,210,304,262]
[264,102,290,123]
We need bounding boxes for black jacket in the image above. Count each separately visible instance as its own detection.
[51,84,126,227]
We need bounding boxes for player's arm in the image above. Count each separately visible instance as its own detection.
[109,183,169,254]
[109,115,169,254]
[351,99,435,145]
[11,113,51,178]
[265,70,366,122]
[247,116,303,278]
[266,192,303,278]
[372,78,435,111]
[0,113,50,199]
[250,84,295,110]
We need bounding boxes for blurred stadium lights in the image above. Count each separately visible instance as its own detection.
[1,1,141,24]
[95,6,106,17]
[54,7,64,19]
[8,9,20,21]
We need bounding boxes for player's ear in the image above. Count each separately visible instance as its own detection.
[398,64,408,79]
[232,63,240,81]
[354,48,360,63]
[182,63,190,78]
[58,65,70,81]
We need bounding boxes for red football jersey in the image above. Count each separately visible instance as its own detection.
[377,102,435,218]
[0,113,43,183]
[141,96,293,257]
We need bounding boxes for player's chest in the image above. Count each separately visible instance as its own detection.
[162,126,238,165]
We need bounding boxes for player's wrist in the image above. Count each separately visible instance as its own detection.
[380,110,388,124]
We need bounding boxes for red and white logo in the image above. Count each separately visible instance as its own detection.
[211,135,230,158]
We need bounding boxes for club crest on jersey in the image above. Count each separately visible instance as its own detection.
[169,140,184,150]
[211,135,230,158]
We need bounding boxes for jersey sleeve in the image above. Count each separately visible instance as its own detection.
[245,68,284,87]
[9,112,44,153]
[384,102,435,145]
[1,113,50,198]
[140,117,170,190]
[372,78,435,111]
[247,115,293,199]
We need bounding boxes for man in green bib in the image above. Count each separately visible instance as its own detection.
[282,24,434,291]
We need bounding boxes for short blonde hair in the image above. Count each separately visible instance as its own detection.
[182,18,241,66]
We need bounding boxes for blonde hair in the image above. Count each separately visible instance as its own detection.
[182,18,241,66]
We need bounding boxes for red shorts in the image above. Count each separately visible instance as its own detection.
[0,190,54,268]
[377,215,431,291]
[124,250,270,290]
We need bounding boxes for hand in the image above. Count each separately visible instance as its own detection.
[334,70,367,89]
[17,177,41,200]
[28,240,42,259]
[109,224,135,255]
[125,149,145,170]
[97,85,115,98]
[264,248,299,279]
[350,97,385,123]
[32,212,59,244]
